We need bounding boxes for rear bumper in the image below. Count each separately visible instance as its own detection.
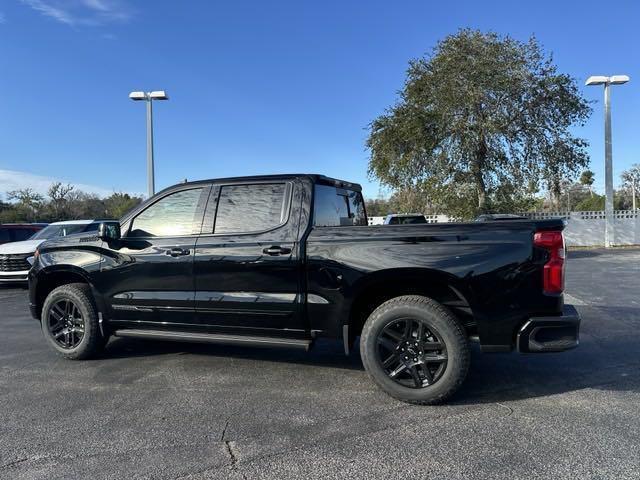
[517,304,580,353]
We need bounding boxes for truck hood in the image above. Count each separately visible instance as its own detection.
[0,239,45,255]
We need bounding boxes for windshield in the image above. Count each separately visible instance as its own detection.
[30,224,89,240]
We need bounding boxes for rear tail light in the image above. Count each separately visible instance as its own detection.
[534,230,565,295]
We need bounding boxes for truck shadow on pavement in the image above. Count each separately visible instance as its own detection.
[453,334,640,404]
[101,330,640,404]
[103,336,365,371]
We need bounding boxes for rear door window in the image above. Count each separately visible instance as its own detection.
[213,183,290,234]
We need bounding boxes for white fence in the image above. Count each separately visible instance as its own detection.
[368,211,640,247]
[520,210,640,247]
[368,215,448,225]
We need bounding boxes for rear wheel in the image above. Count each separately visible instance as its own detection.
[360,295,470,405]
[41,283,107,360]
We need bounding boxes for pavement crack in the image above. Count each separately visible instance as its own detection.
[220,415,232,442]
[495,402,514,416]
[0,457,29,470]
[224,440,238,465]
[224,440,248,480]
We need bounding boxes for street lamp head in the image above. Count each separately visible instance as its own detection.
[129,91,147,101]
[585,76,609,86]
[609,75,630,85]
[585,75,630,86]
[149,90,169,100]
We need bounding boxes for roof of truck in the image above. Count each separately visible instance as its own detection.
[175,174,362,192]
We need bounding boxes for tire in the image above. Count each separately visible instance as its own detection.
[41,283,106,360]
[360,295,470,405]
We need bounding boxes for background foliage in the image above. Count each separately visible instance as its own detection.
[0,183,142,223]
[367,29,592,219]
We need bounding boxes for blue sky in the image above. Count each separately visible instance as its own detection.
[0,0,638,200]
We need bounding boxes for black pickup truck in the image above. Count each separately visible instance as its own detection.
[28,174,580,404]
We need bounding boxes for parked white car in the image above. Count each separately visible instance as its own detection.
[0,220,104,283]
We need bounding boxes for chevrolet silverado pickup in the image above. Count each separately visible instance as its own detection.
[28,174,580,404]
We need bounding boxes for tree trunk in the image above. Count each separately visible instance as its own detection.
[473,141,488,212]
[550,179,562,210]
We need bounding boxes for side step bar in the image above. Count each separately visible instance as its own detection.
[113,329,312,351]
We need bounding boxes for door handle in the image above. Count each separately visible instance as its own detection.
[166,248,190,257]
[262,246,292,256]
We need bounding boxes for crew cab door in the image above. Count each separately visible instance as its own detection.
[98,185,210,326]
[194,180,305,333]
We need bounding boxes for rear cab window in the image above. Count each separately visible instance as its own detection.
[313,184,367,227]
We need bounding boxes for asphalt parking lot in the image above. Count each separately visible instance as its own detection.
[1,248,639,480]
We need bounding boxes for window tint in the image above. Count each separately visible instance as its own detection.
[129,188,203,237]
[313,184,367,227]
[83,223,100,233]
[347,190,367,226]
[13,228,36,241]
[403,216,427,224]
[389,216,427,225]
[214,183,288,234]
[0,229,10,243]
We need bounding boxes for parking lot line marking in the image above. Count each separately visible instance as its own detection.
[564,293,587,306]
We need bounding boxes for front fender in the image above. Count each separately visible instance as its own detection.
[29,248,104,320]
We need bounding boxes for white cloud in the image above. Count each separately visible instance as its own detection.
[0,169,119,199]
[83,0,110,12]
[20,0,132,27]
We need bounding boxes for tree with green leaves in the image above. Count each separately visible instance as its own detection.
[1,185,143,223]
[104,192,142,219]
[365,197,392,216]
[579,170,595,196]
[367,29,592,218]
[621,164,640,210]
[6,188,45,222]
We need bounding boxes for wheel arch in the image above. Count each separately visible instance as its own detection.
[345,268,475,351]
[33,266,99,321]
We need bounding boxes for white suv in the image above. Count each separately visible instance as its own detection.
[0,220,104,283]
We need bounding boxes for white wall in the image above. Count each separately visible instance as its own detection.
[368,210,640,247]
[522,211,640,247]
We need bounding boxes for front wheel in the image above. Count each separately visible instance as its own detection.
[41,283,107,360]
[360,295,470,405]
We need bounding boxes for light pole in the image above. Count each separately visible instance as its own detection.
[585,75,629,247]
[129,90,169,198]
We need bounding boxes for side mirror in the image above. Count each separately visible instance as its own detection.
[98,222,121,241]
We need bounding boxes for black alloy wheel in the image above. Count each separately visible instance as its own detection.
[41,283,107,360]
[47,299,86,349]
[376,317,447,389]
[360,295,470,405]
